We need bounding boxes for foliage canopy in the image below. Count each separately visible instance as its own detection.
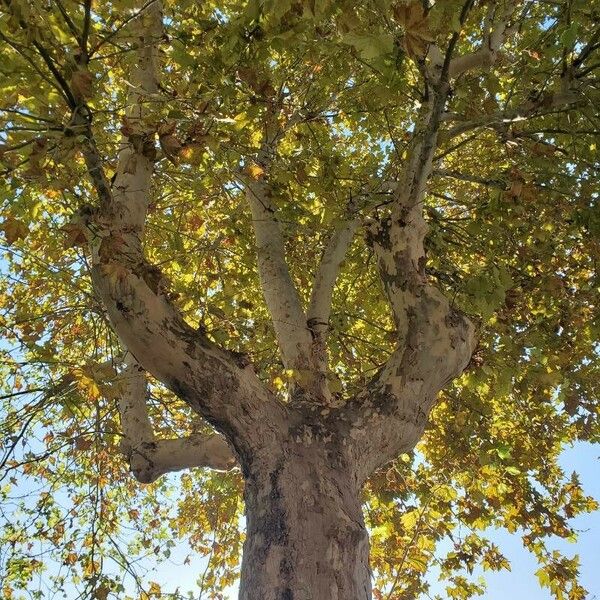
[0,0,599,598]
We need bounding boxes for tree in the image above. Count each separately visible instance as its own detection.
[0,0,599,597]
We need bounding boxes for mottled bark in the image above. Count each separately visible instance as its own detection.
[118,358,237,483]
[239,441,370,600]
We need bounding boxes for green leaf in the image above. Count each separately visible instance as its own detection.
[342,33,394,61]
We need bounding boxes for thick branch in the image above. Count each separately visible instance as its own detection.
[345,288,475,481]
[308,218,360,330]
[78,2,285,455]
[373,80,451,337]
[244,175,313,372]
[307,215,360,371]
[119,359,236,483]
[242,114,313,374]
[119,358,155,446]
[351,6,478,477]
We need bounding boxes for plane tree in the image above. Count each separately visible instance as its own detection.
[0,0,599,598]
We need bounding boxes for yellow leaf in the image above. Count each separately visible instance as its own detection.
[245,163,265,180]
[401,509,419,529]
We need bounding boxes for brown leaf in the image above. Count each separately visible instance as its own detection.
[120,118,135,138]
[71,68,94,100]
[394,2,429,32]
[75,436,93,451]
[403,33,428,58]
[62,222,88,248]
[159,133,182,161]
[2,216,29,245]
[158,120,177,137]
[93,584,110,600]
[394,1,434,57]
[237,67,260,90]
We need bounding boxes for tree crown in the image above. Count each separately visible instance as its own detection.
[0,0,599,598]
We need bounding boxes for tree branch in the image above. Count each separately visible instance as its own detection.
[0,0,78,108]
[432,168,506,189]
[81,0,92,56]
[241,113,314,374]
[75,1,285,459]
[349,2,478,477]
[308,215,360,336]
[448,0,520,78]
[344,285,475,482]
[307,212,360,376]
[55,0,80,45]
[445,89,587,139]
[119,358,236,483]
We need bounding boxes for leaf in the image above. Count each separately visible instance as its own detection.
[62,222,88,248]
[505,466,521,475]
[495,444,511,460]
[328,375,342,393]
[401,509,419,529]
[342,33,395,61]
[393,1,434,57]
[159,133,182,160]
[245,163,265,180]
[71,68,94,100]
[536,567,551,588]
[208,304,227,320]
[233,112,252,130]
[1,216,29,245]
[560,24,579,48]
[93,584,110,600]
[74,436,93,451]
[148,582,162,596]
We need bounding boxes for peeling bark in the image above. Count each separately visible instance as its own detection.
[118,358,237,483]
[239,442,370,600]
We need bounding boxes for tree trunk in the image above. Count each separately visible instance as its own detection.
[238,443,371,600]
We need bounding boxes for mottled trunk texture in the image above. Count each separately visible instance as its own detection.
[239,444,370,600]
